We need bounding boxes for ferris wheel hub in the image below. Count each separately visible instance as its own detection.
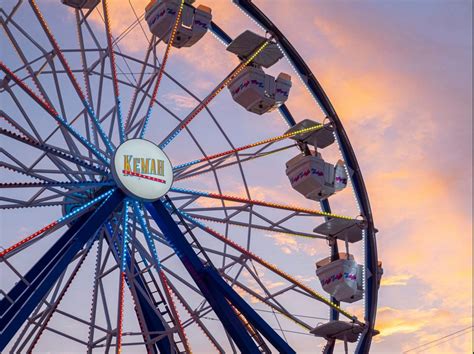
[111,139,174,201]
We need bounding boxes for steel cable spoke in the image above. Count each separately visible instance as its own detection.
[29,0,115,154]
[0,189,114,259]
[159,37,273,149]
[139,0,184,139]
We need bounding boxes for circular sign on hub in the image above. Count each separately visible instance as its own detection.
[112,139,173,201]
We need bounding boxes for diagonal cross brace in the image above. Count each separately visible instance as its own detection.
[103,222,173,354]
[0,189,124,351]
[146,199,296,354]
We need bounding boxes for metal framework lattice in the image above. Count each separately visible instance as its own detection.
[0,0,379,353]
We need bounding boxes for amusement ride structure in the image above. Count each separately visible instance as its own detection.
[0,0,381,352]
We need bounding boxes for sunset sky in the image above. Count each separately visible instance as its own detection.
[1,0,472,353]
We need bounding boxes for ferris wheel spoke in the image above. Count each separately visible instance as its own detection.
[245,259,312,323]
[163,277,225,352]
[132,201,192,351]
[174,143,294,181]
[75,10,100,152]
[28,0,115,154]
[128,71,160,138]
[184,212,324,240]
[148,199,294,353]
[0,158,97,205]
[0,181,112,190]
[0,189,115,260]
[0,128,107,175]
[0,187,90,211]
[108,207,185,352]
[87,232,109,351]
[124,39,155,132]
[1,161,79,187]
[46,59,92,163]
[174,123,323,173]
[176,210,360,323]
[116,200,131,354]
[1,142,85,185]
[12,93,107,168]
[159,37,273,149]
[1,16,56,114]
[90,56,213,170]
[185,203,322,244]
[0,61,109,164]
[158,270,192,353]
[1,14,86,165]
[220,271,313,332]
[171,187,353,220]
[0,110,35,141]
[26,236,97,352]
[102,0,125,144]
[138,0,184,139]
[3,83,55,148]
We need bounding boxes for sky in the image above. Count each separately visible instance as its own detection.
[1,0,473,353]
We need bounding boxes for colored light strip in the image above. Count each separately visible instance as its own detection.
[0,61,109,164]
[117,199,130,354]
[121,200,130,271]
[124,40,155,132]
[228,278,312,332]
[173,123,324,171]
[133,201,162,268]
[117,271,126,354]
[29,0,115,153]
[159,38,272,149]
[170,187,353,220]
[159,270,192,353]
[132,201,191,350]
[140,0,185,139]
[122,170,166,184]
[103,0,125,143]
[175,209,359,322]
[0,180,113,189]
[164,277,223,352]
[188,214,321,240]
[0,189,114,258]
[0,127,107,174]
[28,239,96,352]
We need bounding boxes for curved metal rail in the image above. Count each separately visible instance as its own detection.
[230,1,379,352]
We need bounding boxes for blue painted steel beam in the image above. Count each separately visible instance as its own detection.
[146,200,260,353]
[209,21,232,45]
[104,222,171,354]
[0,189,124,351]
[146,200,295,353]
[132,275,172,354]
[320,199,339,354]
[232,2,379,352]
[206,268,296,353]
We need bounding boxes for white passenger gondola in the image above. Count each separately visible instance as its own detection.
[145,0,212,48]
[311,321,364,343]
[313,218,364,244]
[286,119,335,149]
[228,66,291,115]
[315,253,363,303]
[61,0,99,9]
[227,30,292,115]
[285,152,347,201]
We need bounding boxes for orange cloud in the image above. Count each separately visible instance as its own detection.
[380,274,413,287]
[374,306,472,353]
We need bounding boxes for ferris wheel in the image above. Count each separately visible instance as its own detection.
[0,0,381,353]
